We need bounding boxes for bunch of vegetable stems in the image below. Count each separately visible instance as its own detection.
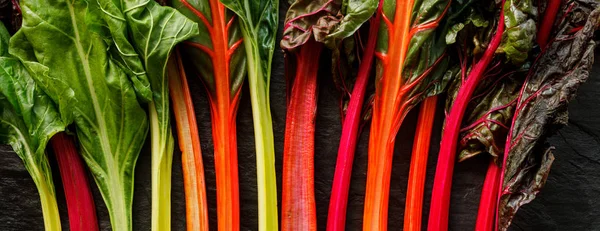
[0,0,598,231]
[327,2,382,230]
[429,1,506,230]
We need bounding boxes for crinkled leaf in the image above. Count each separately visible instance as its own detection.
[9,1,149,230]
[325,0,378,47]
[445,8,489,44]
[281,0,342,50]
[498,4,600,230]
[451,70,523,162]
[88,1,151,102]
[497,0,537,65]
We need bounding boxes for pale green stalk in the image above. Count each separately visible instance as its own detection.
[243,37,278,231]
[149,103,175,231]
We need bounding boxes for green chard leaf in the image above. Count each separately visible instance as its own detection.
[0,24,63,231]
[329,0,378,121]
[93,1,199,229]
[497,0,537,65]
[498,2,600,230]
[9,1,149,230]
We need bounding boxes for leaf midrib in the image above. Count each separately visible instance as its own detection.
[66,1,126,224]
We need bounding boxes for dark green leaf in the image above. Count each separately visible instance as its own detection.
[498,3,600,230]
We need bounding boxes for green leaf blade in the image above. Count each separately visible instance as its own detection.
[10,1,149,230]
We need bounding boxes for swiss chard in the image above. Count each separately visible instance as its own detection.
[50,132,99,231]
[167,48,209,230]
[326,0,379,230]
[280,0,340,228]
[497,2,600,229]
[428,0,539,229]
[362,0,450,229]
[106,2,199,229]
[170,0,246,229]
[9,0,149,230]
[0,23,63,231]
[218,0,280,229]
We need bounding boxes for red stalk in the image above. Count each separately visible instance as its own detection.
[428,2,506,230]
[281,39,323,231]
[326,4,382,230]
[168,50,209,231]
[536,0,562,49]
[50,132,98,231]
[404,96,437,231]
[475,161,501,231]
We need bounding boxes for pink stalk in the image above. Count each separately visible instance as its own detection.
[50,132,99,231]
[536,0,562,49]
[326,3,382,231]
[428,2,506,230]
[475,161,501,231]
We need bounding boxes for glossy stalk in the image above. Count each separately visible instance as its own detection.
[51,132,99,231]
[428,3,506,230]
[404,96,437,231]
[167,50,209,231]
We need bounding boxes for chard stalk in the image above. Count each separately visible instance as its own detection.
[327,4,381,230]
[475,161,501,231]
[281,39,323,231]
[404,95,437,231]
[167,50,209,231]
[173,0,245,228]
[537,0,562,49]
[428,2,506,230]
[51,132,99,231]
[243,31,279,231]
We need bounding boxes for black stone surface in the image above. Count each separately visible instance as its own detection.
[1,4,600,230]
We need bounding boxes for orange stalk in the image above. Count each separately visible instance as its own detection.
[363,0,416,229]
[404,96,437,231]
[177,0,244,229]
[167,49,209,231]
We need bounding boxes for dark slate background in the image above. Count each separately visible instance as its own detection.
[1,3,600,231]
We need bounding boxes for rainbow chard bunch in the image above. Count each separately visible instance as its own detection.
[432,0,600,230]
[326,0,380,230]
[362,0,451,229]
[171,0,278,229]
[280,0,379,228]
[428,0,538,229]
